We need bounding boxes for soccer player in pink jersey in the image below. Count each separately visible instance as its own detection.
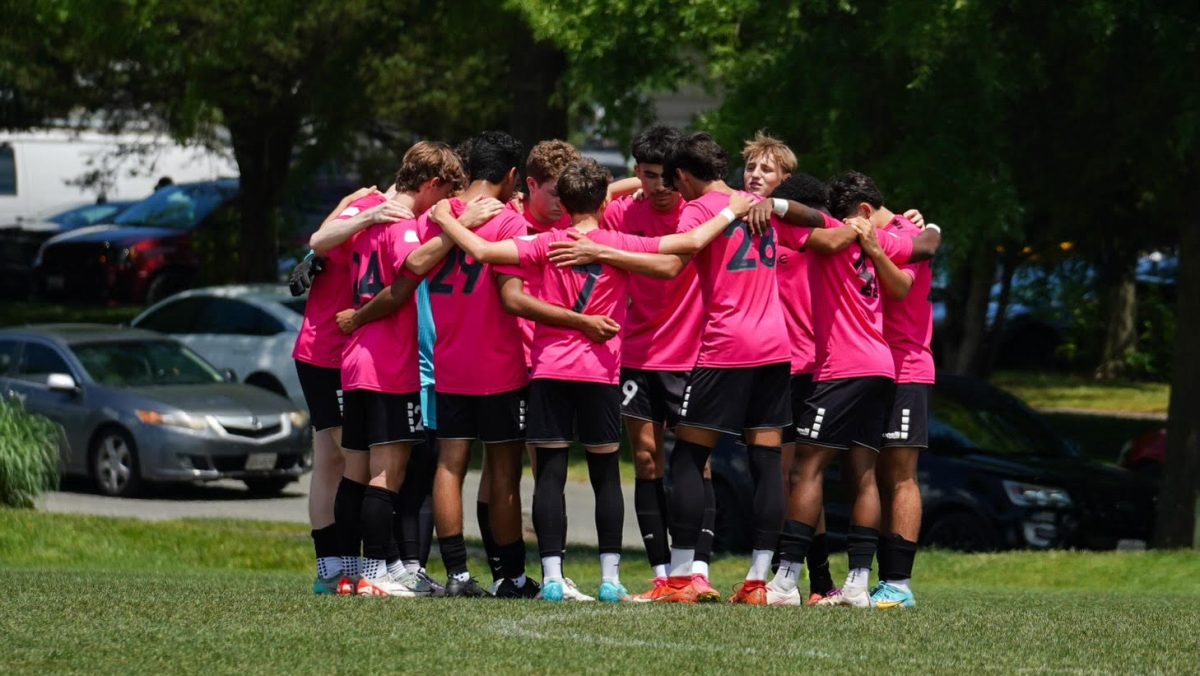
[833,171,938,610]
[774,172,940,609]
[293,185,393,594]
[429,158,751,602]
[589,126,724,601]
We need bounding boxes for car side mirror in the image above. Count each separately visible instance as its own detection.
[222,368,237,383]
[47,373,79,395]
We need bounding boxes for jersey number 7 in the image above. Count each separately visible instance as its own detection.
[572,263,602,312]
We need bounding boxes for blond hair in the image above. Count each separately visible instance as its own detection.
[395,141,466,192]
[741,131,797,174]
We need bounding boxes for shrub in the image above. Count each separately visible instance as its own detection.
[0,399,60,508]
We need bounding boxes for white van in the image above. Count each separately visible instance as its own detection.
[0,129,237,224]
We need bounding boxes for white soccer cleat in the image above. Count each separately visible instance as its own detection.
[561,577,596,602]
[815,586,873,608]
[765,580,803,606]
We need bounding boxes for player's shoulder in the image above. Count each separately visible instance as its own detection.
[819,212,844,230]
[342,193,386,215]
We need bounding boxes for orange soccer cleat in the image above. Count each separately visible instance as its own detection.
[336,575,359,596]
[730,580,768,606]
[691,574,722,603]
[630,577,670,603]
[655,575,701,604]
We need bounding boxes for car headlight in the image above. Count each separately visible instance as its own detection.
[136,409,210,431]
[288,410,310,428]
[1003,480,1073,508]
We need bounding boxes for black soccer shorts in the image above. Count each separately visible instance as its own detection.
[882,382,931,449]
[340,389,424,452]
[678,363,792,435]
[782,372,816,444]
[526,378,622,447]
[295,360,342,432]
[619,368,690,427]
[436,387,528,444]
[795,376,894,452]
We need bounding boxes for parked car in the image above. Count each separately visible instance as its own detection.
[32,179,240,304]
[1118,427,1166,479]
[0,200,136,297]
[0,324,311,497]
[710,374,1157,552]
[131,285,305,406]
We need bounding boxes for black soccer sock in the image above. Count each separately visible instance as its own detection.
[360,486,400,562]
[312,524,338,559]
[635,479,670,567]
[587,452,624,554]
[880,533,918,582]
[806,533,835,595]
[499,539,528,580]
[778,519,816,564]
[437,533,470,578]
[847,525,880,572]
[532,447,569,559]
[394,436,436,562]
[694,477,717,564]
[747,445,784,551]
[667,440,711,549]
[477,500,503,581]
[418,493,434,568]
[333,478,367,559]
[560,494,569,558]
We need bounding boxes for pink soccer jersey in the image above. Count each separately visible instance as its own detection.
[418,199,529,395]
[677,190,790,368]
[808,212,914,382]
[494,203,574,365]
[513,228,660,384]
[603,196,702,371]
[292,193,387,368]
[775,241,817,375]
[882,215,935,384]
[340,217,424,394]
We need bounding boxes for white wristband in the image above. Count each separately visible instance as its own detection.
[772,198,788,217]
[719,207,737,223]
[927,223,941,233]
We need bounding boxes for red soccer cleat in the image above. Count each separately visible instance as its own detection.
[691,574,722,603]
[730,580,768,606]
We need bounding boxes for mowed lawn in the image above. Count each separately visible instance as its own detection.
[2,511,1198,674]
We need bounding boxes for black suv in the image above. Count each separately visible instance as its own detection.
[710,374,1157,552]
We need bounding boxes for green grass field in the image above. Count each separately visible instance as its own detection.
[2,510,1198,673]
[992,371,1170,416]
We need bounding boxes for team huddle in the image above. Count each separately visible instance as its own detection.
[290,126,939,608]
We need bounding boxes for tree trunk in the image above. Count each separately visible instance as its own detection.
[1155,220,1200,548]
[507,25,568,152]
[983,252,1019,376]
[943,243,997,376]
[1095,262,1139,379]
[228,114,299,283]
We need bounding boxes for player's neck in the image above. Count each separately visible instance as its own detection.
[872,206,896,228]
[391,192,417,212]
[384,184,399,199]
[463,180,504,202]
[699,180,732,197]
[569,213,600,233]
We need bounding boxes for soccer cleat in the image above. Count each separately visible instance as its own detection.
[691,574,721,603]
[765,580,803,606]
[630,577,670,603]
[815,586,873,608]
[445,576,489,598]
[540,579,565,602]
[806,592,828,607]
[494,577,541,599]
[871,582,916,609]
[336,575,359,596]
[313,576,341,595]
[356,572,435,598]
[415,569,446,598]
[597,580,630,604]
[730,580,768,606]
[656,576,700,604]
[561,578,596,602]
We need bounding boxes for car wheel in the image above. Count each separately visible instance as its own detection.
[712,479,752,554]
[243,477,293,496]
[145,272,191,305]
[91,428,142,497]
[923,510,999,552]
[244,373,287,398]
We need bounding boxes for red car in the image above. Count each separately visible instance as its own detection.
[1118,427,1166,478]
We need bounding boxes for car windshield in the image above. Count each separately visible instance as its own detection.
[48,203,126,228]
[113,183,233,231]
[931,385,1074,457]
[72,340,224,387]
[278,298,306,315]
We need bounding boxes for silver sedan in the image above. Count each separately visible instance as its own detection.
[0,324,312,497]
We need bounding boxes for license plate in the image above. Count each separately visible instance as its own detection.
[46,275,64,291]
[245,453,277,471]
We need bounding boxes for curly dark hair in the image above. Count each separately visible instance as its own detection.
[663,132,728,189]
[828,170,885,219]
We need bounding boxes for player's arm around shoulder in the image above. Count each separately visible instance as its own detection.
[657,191,755,256]
[547,230,685,279]
[428,198,519,265]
